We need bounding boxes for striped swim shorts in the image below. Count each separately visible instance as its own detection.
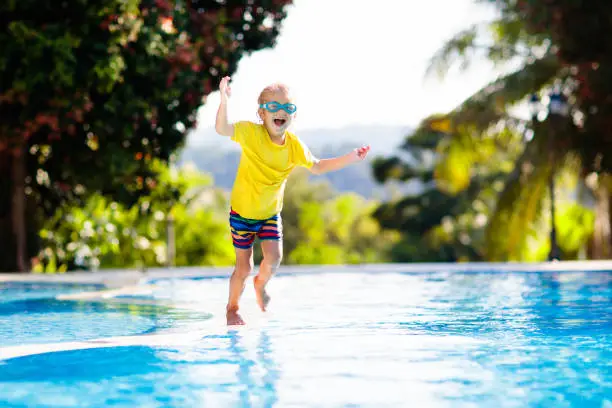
[229,209,283,249]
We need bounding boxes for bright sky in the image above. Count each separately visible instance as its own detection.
[196,0,500,133]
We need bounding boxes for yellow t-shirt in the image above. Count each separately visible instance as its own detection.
[230,121,316,219]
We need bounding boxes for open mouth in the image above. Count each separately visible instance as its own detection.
[273,118,287,127]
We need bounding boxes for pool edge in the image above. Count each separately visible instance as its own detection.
[1,260,611,287]
[0,330,210,362]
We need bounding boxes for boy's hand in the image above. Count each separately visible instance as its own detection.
[355,145,371,160]
[219,76,232,101]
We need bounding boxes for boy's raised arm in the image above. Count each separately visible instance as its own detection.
[215,76,234,137]
[310,145,371,175]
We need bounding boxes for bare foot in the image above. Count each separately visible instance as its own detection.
[226,310,245,326]
[254,276,271,312]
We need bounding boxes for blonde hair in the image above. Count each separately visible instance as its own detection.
[257,83,292,105]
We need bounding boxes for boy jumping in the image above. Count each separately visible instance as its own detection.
[214,76,370,325]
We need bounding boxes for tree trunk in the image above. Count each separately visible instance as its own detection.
[591,174,612,260]
[11,146,28,272]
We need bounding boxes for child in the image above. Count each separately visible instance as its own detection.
[215,76,370,325]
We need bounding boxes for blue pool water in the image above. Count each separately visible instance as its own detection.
[0,282,210,347]
[0,270,610,407]
[1,282,103,303]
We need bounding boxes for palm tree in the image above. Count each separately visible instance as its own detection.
[423,0,611,260]
[372,114,521,262]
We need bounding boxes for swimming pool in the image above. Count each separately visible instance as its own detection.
[0,282,211,347]
[0,269,610,407]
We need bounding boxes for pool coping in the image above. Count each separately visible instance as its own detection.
[0,260,611,288]
[0,330,216,361]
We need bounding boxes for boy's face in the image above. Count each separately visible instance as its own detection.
[259,91,295,137]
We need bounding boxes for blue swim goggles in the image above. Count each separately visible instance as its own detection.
[259,101,297,114]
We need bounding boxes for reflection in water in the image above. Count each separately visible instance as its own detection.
[258,331,280,408]
[228,330,252,407]
[228,329,279,408]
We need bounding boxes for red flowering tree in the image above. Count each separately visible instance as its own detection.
[0,0,292,271]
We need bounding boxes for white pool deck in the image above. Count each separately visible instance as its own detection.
[1,261,611,362]
[1,260,612,288]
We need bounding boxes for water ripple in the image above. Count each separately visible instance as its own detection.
[0,270,609,407]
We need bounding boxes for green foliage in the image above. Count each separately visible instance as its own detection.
[33,163,397,272]
[0,0,293,271]
[415,0,612,260]
[372,117,516,262]
[280,170,399,265]
[34,164,233,272]
[484,151,550,261]
[372,115,446,185]
[556,203,595,260]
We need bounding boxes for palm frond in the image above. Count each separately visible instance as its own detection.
[449,53,561,133]
[426,25,480,80]
[426,12,549,81]
[483,136,555,260]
